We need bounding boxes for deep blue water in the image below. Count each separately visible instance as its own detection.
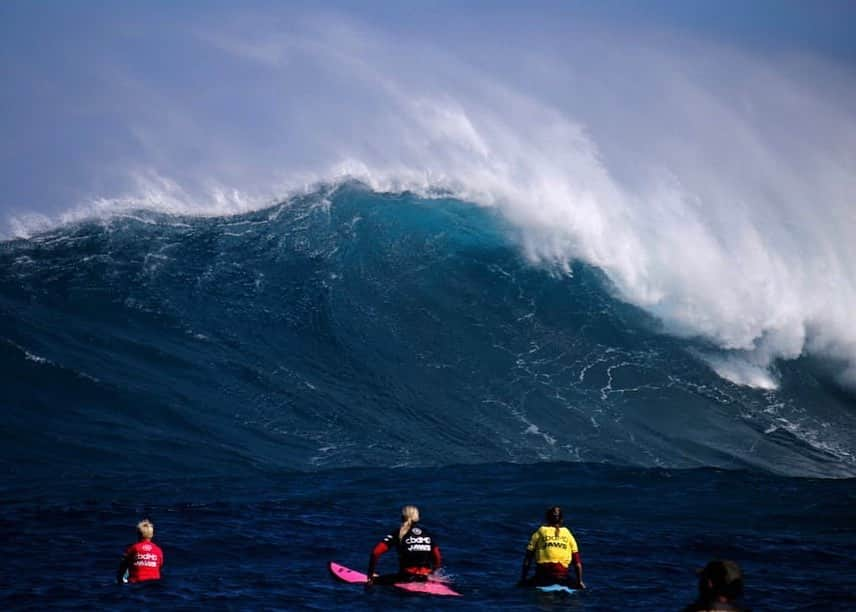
[2,184,855,609]
[2,464,855,610]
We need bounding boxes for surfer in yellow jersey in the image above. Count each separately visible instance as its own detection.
[519,506,585,589]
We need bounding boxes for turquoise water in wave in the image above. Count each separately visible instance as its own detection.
[1,184,855,608]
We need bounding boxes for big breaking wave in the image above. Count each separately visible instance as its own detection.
[4,184,856,478]
[3,7,856,392]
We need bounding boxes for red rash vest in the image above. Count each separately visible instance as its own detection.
[123,541,164,582]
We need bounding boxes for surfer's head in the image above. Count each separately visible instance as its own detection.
[137,519,154,540]
[698,560,743,602]
[401,505,420,524]
[398,505,420,539]
[545,506,563,526]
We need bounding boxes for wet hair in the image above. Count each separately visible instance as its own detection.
[137,519,154,540]
[545,506,563,536]
[699,560,743,601]
[399,505,420,540]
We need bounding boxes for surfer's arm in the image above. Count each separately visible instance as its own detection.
[572,552,585,589]
[116,550,131,584]
[519,549,534,583]
[431,545,442,570]
[366,541,389,582]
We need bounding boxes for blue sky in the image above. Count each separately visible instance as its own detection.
[1,0,855,228]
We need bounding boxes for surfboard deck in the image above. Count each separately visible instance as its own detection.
[328,561,461,596]
[536,583,578,594]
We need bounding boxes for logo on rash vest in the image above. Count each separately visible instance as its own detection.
[134,552,160,568]
[412,527,422,535]
[404,534,432,551]
[544,540,569,549]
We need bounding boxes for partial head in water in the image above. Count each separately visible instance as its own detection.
[137,519,154,540]
[698,559,744,602]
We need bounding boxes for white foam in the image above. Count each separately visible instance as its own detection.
[4,9,855,388]
[700,353,780,391]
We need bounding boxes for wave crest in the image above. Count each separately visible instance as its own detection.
[4,8,856,389]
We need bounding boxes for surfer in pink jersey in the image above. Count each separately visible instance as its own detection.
[366,505,442,585]
[116,519,164,583]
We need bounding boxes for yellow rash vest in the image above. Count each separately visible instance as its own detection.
[526,525,579,567]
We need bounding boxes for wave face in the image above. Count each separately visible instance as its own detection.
[2,184,854,481]
[6,6,856,394]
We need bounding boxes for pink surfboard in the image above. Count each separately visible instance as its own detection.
[328,561,461,597]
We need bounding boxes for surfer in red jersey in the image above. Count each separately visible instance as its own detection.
[116,519,164,584]
[366,505,442,586]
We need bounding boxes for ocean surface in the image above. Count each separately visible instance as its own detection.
[2,184,855,610]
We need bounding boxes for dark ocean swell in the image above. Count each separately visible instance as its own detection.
[2,183,855,489]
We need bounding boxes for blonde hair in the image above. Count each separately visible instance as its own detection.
[137,519,154,540]
[399,505,420,540]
